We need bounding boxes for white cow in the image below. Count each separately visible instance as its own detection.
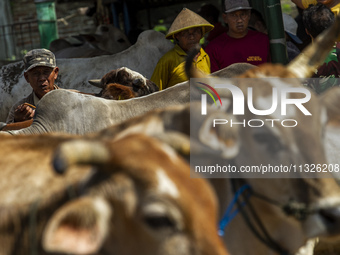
[50,24,132,58]
[0,30,173,122]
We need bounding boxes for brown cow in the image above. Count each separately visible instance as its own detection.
[0,133,228,255]
[76,12,340,255]
[89,67,159,98]
[182,11,340,255]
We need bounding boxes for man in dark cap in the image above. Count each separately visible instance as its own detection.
[6,49,61,123]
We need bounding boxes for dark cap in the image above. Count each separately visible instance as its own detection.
[23,48,56,72]
[224,0,252,13]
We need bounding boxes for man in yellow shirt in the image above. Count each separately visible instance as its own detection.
[151,8,214,90]
[291,0,340,15]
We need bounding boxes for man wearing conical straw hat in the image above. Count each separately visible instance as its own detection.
[151,8,214,90]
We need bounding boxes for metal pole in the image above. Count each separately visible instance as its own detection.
[265,0,288,65]
[249,0,288,65]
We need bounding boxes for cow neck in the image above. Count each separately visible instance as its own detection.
[224,178,317,255]
[229,178,291,255]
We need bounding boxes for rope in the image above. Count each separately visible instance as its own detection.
[218,183,251,236]
[218,175,318,255]
[231,179,291,255]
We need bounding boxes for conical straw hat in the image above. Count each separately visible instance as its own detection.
[166,8,214,39]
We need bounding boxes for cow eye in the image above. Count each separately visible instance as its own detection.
[144,215,175,230]
[117,38,126,43]
[141,202,181,233]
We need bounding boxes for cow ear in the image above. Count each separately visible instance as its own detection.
[42,196,112,254]
[0,122,6,131]
[146,80,159,92]
[319,86,340,125]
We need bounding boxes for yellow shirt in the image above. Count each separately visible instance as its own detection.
[302,0,340,15]
[150,44,211,90]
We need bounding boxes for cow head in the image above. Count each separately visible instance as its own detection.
[89,67,159,99]
[94,24,131,54]
[42,134,228,255]
[99,83,135,100]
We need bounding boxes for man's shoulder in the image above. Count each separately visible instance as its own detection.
[205,33,227,51]
[157,46,182,64]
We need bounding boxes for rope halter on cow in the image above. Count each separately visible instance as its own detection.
[218,179,317,255]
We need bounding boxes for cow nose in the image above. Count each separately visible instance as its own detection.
[319,207,340,234]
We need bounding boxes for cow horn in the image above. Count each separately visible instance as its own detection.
[153,131,190,157]
[88,79,104,88]
[287,13,340,78]
[53,140,110,174]
[0,122,7,131]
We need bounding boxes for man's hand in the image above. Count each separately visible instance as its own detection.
[13,103,35,122]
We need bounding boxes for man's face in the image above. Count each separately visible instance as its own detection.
[223,10,251,38]
[24,66,59,99]
[175,27,202,52]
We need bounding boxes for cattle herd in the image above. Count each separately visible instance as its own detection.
[0,13,340,255]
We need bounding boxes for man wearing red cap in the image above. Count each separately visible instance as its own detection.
[151,8,214,90]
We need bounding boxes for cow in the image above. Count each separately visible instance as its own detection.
[15,88,340,255]
[74,81,340,255]
[182,12,340,255]
[0,66,159,132]
[0,83,140,132]
[65,11,340,255]
[1,61,258,135]
[2,80,189,135]
[0,30,174,122]
[0,132,228,255]
[88,67,159,98]
[49,24,131,58]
